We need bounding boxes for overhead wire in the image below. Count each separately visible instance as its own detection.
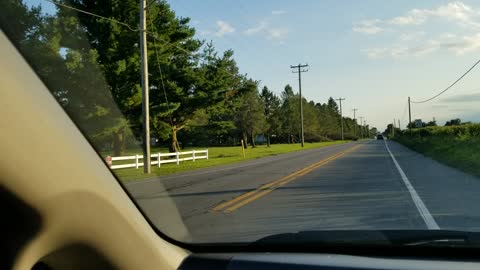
[147,10,174,128]
[411,58,480,104]
[42,0,139,32]
[43,0,190,54]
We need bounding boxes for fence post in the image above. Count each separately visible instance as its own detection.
[135,154,139,169]
[176,152,180,165]
[192,149,196,162]
[206,149,209,160]
[157,153,161,168]
[105,156,112,168]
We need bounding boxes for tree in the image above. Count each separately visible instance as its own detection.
[327,97,339,114]
[260,86,281,147]
[1,0,137,155]
[280,84,298,143]
[54,1,246,152]
[445,118,462,126]
[235,80,267,148]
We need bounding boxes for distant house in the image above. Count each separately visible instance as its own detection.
[414,119,423,128]
[255,134,267,144]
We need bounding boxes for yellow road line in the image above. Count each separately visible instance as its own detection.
[212,144,361,213]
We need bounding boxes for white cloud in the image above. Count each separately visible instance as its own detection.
[352,19,383,34]
[398,31,425,42]
[355,2,479,32]
[439,32,457,39]
[215,20,235,37]
[365,34,480,59]
[364,48,388,58]
[244,21,268,35]
[267,27,289,40]
[387,2,474,26]
[433,2,474,22]
[243,20,289,41]
[364,40,441,59]
[449,33,480,54]
[271,10,286,15]
[389,9,427,25]
[357,2,480,59]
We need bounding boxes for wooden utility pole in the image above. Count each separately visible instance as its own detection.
[140,0,150,173]
[359,117,364,138]
[336,98,345,140]
[392,119,395,137]
[353,108,358,137]
[291,63,309,147]
[408,96,412,130]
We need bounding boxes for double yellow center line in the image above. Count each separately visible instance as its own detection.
[211,144,362,213]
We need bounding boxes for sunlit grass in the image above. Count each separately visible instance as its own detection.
[112,141,348,182]
[395,125,480,177]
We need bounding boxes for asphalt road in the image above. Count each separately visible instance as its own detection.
[125,140,480,243]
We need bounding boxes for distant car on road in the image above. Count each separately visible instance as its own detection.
[376,134,384,140]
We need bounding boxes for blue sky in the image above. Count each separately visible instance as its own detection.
[28,0,480,129]
[168,0,480,129]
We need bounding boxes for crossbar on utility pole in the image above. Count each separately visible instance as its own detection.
[336,98,345,140]
[353,108,358,137]
[140,0,151,173]
[291,63,309,147]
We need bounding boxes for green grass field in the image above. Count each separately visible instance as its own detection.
[111,141,348,182]
[395,124,480,177]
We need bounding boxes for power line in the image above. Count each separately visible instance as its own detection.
[411,59,480,104]
[43,0,190,55]
[147,11,173,128]
[42,0,139,32]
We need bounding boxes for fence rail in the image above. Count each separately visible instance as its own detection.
[106,149,208,170]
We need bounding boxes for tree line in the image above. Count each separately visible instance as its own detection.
[3,0,372,155]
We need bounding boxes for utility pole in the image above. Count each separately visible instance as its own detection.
[364,120,367,138]
[291,63,309,147]
[398,119,401,131]
[359,117,364,138]
[392,119,395,137]
[336,98,345,140]
[408,96,412,130]
[140,0,151,173]
[353,108,358,137]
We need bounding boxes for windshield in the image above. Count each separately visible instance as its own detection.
[3,0,480,246]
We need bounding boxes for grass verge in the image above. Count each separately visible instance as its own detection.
[394,125,480,177]
[112,141,349,182]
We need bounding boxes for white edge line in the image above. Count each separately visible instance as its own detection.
[384,141,440,230]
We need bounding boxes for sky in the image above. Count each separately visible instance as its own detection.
[28,0,480,130]
[167,0,480,130]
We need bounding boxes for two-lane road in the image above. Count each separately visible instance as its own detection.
[126,140,480,243]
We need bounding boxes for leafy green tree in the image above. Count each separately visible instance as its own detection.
[260,86,281,147]
[235,80,267,148]
[445,118,462,126]
[2,0,136,155]
[280,84,299,143]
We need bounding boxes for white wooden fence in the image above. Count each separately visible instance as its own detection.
[106,149,208,170]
